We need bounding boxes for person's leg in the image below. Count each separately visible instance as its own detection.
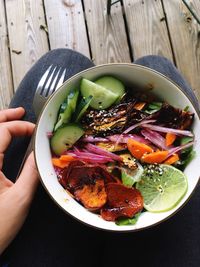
[2,49,106,267]
[3,48,94,181]
[134,55,199,110]
[101,55,200,267]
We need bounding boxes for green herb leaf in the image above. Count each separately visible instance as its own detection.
[180,136,194,155]
[180,136,193,145]
[184,106,190,112]
[175,150,196,171]
[145,101,162,114]
[116,212,141,226]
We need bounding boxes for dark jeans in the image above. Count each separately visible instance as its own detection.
[2,49,200,267]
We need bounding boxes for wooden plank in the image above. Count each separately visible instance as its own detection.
[44,0,90,58]
[83,0,131,64]
[163,0,200,100]
[0,0,14,109]
[123,0,173,61]
[5,0,49,89]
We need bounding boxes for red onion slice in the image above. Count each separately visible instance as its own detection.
[81,136,108,143]
[85,143,122,161]
[141,129,169,150]
[167,141,194,158]
[108,134,150,145]
[46,132,53,138]
[123,120,156,134]
[68,151,113,163]
[142,124,194,137]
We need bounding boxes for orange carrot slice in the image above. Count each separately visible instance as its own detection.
[127,139,153,159]
[165,133,176,146]
[164,154,179,165]
[141,151,169,164]
[60,155,75,162]
[52,155,75,168]
[134,102,146,110]
[52,158,69,168]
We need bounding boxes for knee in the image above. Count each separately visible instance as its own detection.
[134,55,174,68]
[41,48,83,59]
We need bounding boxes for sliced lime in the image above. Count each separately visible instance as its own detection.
[136,164,188,212]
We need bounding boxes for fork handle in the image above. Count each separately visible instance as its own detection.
[33,94,47,118]
[16,135,34,179]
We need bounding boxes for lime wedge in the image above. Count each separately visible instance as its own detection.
[136,164,188,212]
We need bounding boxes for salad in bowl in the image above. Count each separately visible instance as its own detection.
[34,64,200,231]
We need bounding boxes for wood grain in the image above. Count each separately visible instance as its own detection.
[123,0,173,61]
[44,0,90,58]
[83,0,131,64]
[0,0,14,109]
[5,0,49,89]
[163,0,200,100]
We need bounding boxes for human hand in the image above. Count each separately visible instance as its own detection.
[0,107,39,254]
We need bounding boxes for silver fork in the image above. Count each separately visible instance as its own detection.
[33,65,66,118]
[17,65,66,178]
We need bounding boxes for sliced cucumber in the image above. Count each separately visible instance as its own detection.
[67,87,79,113]
[80,78,118,110]
[59,100,68,114]
[51,124,84,155]
[54,104,72,131]
[73,95,93,122]
[95,76,125,101]
[54,88,79,131]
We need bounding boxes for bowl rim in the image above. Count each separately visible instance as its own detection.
[34,62,200,232]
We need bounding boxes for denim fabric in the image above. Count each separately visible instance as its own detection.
[134,55,199,110]
[2,49,199,267]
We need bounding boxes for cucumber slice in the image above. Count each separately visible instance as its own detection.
[54,104,72,131]
[73,95,93,122]
[95,76,125,101]
[51,124,84,155]
[80,78,118,110]
[67,87,79,113]
[54,88,79,131]
[59,101,68,114]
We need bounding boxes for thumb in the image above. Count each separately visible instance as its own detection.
[15,152,39,201]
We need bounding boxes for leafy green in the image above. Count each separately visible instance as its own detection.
[116,212,141,226]
[184,105,190,112]
[180,136,193,145]
[121,164,143,187]
[145,101,162,114]
[175,136,195,171]
[180,136,194,154]
[175,150,196,171]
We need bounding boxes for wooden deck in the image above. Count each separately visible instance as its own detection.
[0,0,200,109]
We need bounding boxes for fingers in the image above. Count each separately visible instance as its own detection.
[0,171,13,193]
[0,107,25,123]
[15,152,39,201]
[0,121,35,154]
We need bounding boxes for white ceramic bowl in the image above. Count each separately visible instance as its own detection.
[34,63,200,232]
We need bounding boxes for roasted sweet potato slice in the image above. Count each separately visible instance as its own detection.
[74,179,107,210]
[57,161,84,189]
[101,183,143,221]
[100,167,121,184]
[58,161,119,192]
